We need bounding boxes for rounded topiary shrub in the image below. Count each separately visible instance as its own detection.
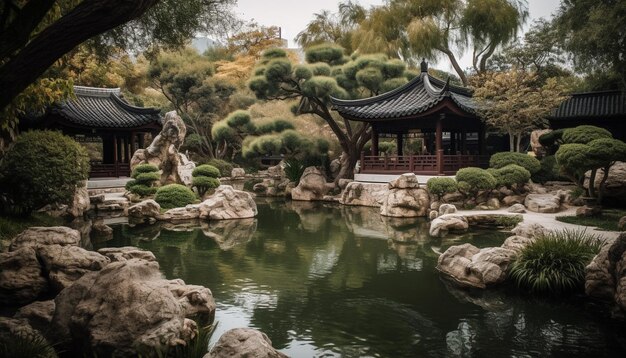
[204,159,234,177]
[509,229,602,295]
[455,167,497,197]
[154,184,197,209]
[0,130,89,215]
[126,164,159,198]
[562,125,611,144]
[491,164,531,188]
[426,177,458,199]
[489,152,541,174]
[192,164,220,178]
[531,155,563,183]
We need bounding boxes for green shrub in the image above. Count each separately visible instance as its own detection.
[243,178,263,192]
[538,129,564,155]
[155,184,197,209]
[127,164,159,198]
[204,159,234,177]
[284,158,305,183]
[455,167,497,197]
[562,125,612,144]
[491,164,531,188]
[509,229,602,295]
[426,177,458,199]
[192,176,220,197]
[0,130,89,215]
[489,152,541,174]
[192,164,220,178]
[494,215,523,228]
[531,155,563,184]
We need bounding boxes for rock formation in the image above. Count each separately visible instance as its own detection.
[291,167,331,201]
[380,173,430,217]
[524,193,562,213]
[584,161,626,202]
[131,111,195,185]
[436,244,517,288]
[585,232,626,318]
[207,328,287,358]
[199,185,257,220]
[429,215,469,237]
[340,182,389,207]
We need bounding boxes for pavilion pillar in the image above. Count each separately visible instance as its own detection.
[461,130,467,154]
[113,134,119,177]
[138,133,145,149]
[126,136,132,163]
[450,131,456,155]
[131,132,137,157]
[436,114,444,175]
[397,133,403,156]
[478,125,486,155]
[371,129,379,156]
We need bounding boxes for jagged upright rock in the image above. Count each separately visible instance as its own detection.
[199,185,257,220]
[131,111,195,185]
[67,180,90,218]
[340,182,388,207]
[291,167,330,201]
[380,174,429,217]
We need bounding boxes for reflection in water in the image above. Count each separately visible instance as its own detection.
[98,199,626,357]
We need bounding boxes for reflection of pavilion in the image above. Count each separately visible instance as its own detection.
[25,86,162,177]
[331,60,488,176]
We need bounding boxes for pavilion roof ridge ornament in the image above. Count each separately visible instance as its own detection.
[420,58,428,73]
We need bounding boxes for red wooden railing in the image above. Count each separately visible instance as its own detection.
[360,153,489,175]
[89,162,131,178]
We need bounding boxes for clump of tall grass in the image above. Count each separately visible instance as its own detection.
[508,229,603,295]
[0,330,58,358]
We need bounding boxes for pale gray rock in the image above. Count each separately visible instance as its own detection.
[37,244,110,292]
[0,247,48,305]
[231,167,246,179]
[158,205,201,221]
[199,185,257,220]
[89,193,105,204]
[585,233,626,317]
[267,163,284,178]
[91,218,113,237]
[52,258,215,355]
[339,182,388,207]
[501,235,535,253]
[502,195,525,206]
[429,210,439,220]
[437,244,517,288]
[389,173,420,189]
[10,226,80,251]
[524,193,561,213]
[507,203,526,213]
[530,129,551,157]
[291,167,329,201]
[429,215,469,237]
[381,176,429,217]
[584,161,626,202]
[98,247,157,263]
[438,203,457,216]
[67,180,90,218]
[477,198,500,210]
[208,328,288,358]
[128,199,161,219]
[511,222,548,239]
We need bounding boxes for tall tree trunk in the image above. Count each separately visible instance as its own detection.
[588,169,597,198]
[441,48,468,86]
[508,132,515,152]
[597,165,611,204]
[0,0,160,110]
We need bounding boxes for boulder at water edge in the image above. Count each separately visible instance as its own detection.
[199,185,257,220]
[291,167,330,201]
[52,258,215,355]
[340,182,389,207]
[524,193,562,213]
[429,215,469,237]
[380,174,430,217]
[585,233,626,318]
[207,328,288,358]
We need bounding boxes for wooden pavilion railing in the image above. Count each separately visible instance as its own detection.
[360,153,489,175]
[89,162,131,178]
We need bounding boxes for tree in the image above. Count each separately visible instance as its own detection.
[553,0,626,90]
[148,48,236,159]
[352,0,528,85]
[0,0,236,131]
[471,69,568,152]
[248,45,411,182]
[295,1,367,54]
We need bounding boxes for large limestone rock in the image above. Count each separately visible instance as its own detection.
[524,193,561,213]
[380,174,430,217]
[14,300,55,332]
[131,111,195,185]
[291,167,330,201]
[584,161,626,202]
[52,258,216,355]
[199,185,257,220]
[231,167,246,179]
[501,235,535,253]
[530,129,551,157]
[429,215,469,237]
[511,222,548,239]
[507,203,526,213]
[438,204,457,216]
[0,317,55,354]
[159,205,201,221]
[67,180,90,218]
[207,328,287,358]
[128,199,161,219]
[98,246,158,263]
[37,244,110,292]
[437,244,517,288]
[339,182,389,207]
[0,247,48,305]
[10,226,80,251]
[585,233,626,317]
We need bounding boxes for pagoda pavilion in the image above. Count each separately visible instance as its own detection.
[25,86,162,178]
[330,60,487,176]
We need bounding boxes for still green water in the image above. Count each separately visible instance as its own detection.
[97,199,626,357]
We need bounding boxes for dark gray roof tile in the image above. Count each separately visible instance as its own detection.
[550,91,625,119]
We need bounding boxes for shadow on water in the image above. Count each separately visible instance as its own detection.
[97,198,626,357]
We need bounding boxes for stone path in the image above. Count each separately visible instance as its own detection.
[456,206,622,242]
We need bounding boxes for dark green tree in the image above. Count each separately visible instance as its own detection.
[248,44,410,181]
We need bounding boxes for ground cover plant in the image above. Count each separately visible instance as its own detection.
[509,229,602,295]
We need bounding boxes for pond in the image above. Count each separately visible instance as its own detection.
[96,199,626,357]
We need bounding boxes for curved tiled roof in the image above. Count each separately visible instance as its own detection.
[330,72,478,121]
[550,90,625,119]
[51,86,162,128]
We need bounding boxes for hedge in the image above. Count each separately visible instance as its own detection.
[155,184,197,209]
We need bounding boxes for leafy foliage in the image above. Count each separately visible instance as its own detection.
[426,177,458,199]
[489,152,541,174]
[192,165,221,179]
[126,164,159,198]
[155,184,197,209]
[192,164,221,197]
[455,167,497,198]
[531,155,563,184]
[284,158,306,183]
[204,159,235,177]
[561,125,611,144]
[0,131,89,215]
[489,164,530,188]
[509,229,602,295]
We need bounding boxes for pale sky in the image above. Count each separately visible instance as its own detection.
[234,0,562,73]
